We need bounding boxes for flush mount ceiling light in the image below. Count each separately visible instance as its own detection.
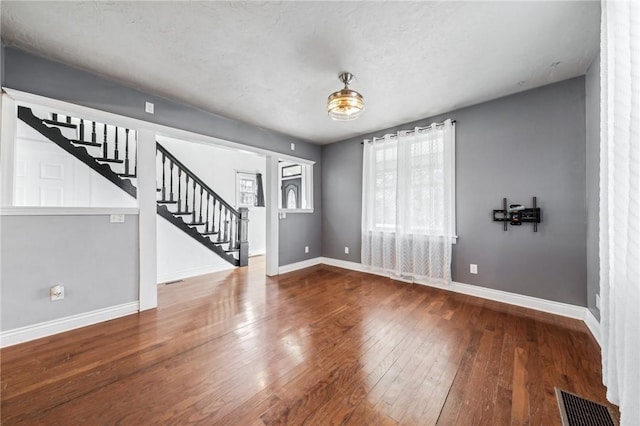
[327,72,364,121]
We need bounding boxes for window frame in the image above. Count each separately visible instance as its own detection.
[236,171,258,208]
[278,160,313,213]
[364,124,457,243]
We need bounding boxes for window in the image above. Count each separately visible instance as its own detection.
[236,172,265,207]
[278,160,313,212]
[361,121,456,283]
[237,173,257,207]
[364,124,455,237]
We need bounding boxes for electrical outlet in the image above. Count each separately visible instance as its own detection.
[305,246,309,253]
[145,102,154,114]
[290,143,295,151]
[470,264,478,274]
[596,293,600,310]
[50,285,65,301]
[110,214,125,223]
[344,246,349,254]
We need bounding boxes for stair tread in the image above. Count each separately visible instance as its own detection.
[43,119,77,129]
[119,173,137,178]
[157,199,178,204]
[201,231,219,235]
[96,157,124,164]
[213,240,231,245]
[17,106,138,201]
[173,211,193,215]
[70,139,102,147]
[188,222,206,225]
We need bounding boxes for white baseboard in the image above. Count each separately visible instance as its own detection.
[157,264,235,284]
[447,281,586,320]
[584,309,601,346]
[319,257,370,273]
[278,257,322,274]
[0,301,139,348]
[316,257,590,322]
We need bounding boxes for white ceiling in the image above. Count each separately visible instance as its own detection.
[1,1,600,145]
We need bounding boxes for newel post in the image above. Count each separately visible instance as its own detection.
[238,207,249,267]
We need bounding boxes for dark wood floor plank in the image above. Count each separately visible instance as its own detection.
[1,258,615,424]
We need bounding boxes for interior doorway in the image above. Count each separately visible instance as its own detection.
[154,134,267,285]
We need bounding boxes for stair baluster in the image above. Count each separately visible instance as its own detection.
[213,199,218,234]
[169,162,174,201]
[223,210,229,243]
[177,169,182,210]
[199,187,204,223]
[79,119,85,141]
[184,175,190,214]
[191,179,197,223]
[205,193,210,233]
[124,129,130,175]
[91,121,97,144]
[102,124,108,159]
[161,153,167,200]
[52,113,58,122]
[114,127,120,160]
[134,132,138,176]
[217,203,222,242]
[230,215,236,249]
[66,115,72,125]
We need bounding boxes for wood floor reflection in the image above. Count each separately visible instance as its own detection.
[0,257,614,425]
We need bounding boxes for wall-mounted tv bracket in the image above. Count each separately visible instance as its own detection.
[492,196,541,232]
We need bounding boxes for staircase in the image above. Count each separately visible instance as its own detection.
[17,106,248,267]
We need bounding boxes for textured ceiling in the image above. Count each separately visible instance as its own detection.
[1,1,600,144]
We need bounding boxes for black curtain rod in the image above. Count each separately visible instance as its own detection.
[360,120,456,144]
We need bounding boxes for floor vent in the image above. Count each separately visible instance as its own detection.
[555,388,617,426]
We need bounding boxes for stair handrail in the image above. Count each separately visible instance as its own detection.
[156,142,240,218]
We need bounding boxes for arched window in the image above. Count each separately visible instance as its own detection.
[286,188,297,209]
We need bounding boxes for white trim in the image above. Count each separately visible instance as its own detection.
[265,156,279,276]
[317,257,588,321]
[278,257,322,274]
[1,94,17,206]
[2,88,316,166]
[157,264,235,284]
[0,207,139,216]
[584,309,601,346]
[447,281,586,320]
[137,129,158,311]
[279,209,314,214]
[0,302,139,348]
[320,257,373,274]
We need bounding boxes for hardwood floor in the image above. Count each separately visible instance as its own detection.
[1,257,614,425]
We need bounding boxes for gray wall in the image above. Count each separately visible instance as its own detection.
[2,46,322,266]
[585,54,600,320]
[0,215,138,330]
[322,77,588,306]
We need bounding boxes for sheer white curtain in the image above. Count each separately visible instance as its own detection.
[599,2,640,425]
[361,120,455,284]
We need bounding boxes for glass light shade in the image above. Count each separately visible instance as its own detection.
[327,89,364,121]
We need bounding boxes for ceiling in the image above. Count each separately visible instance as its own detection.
[1,1,600,145]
